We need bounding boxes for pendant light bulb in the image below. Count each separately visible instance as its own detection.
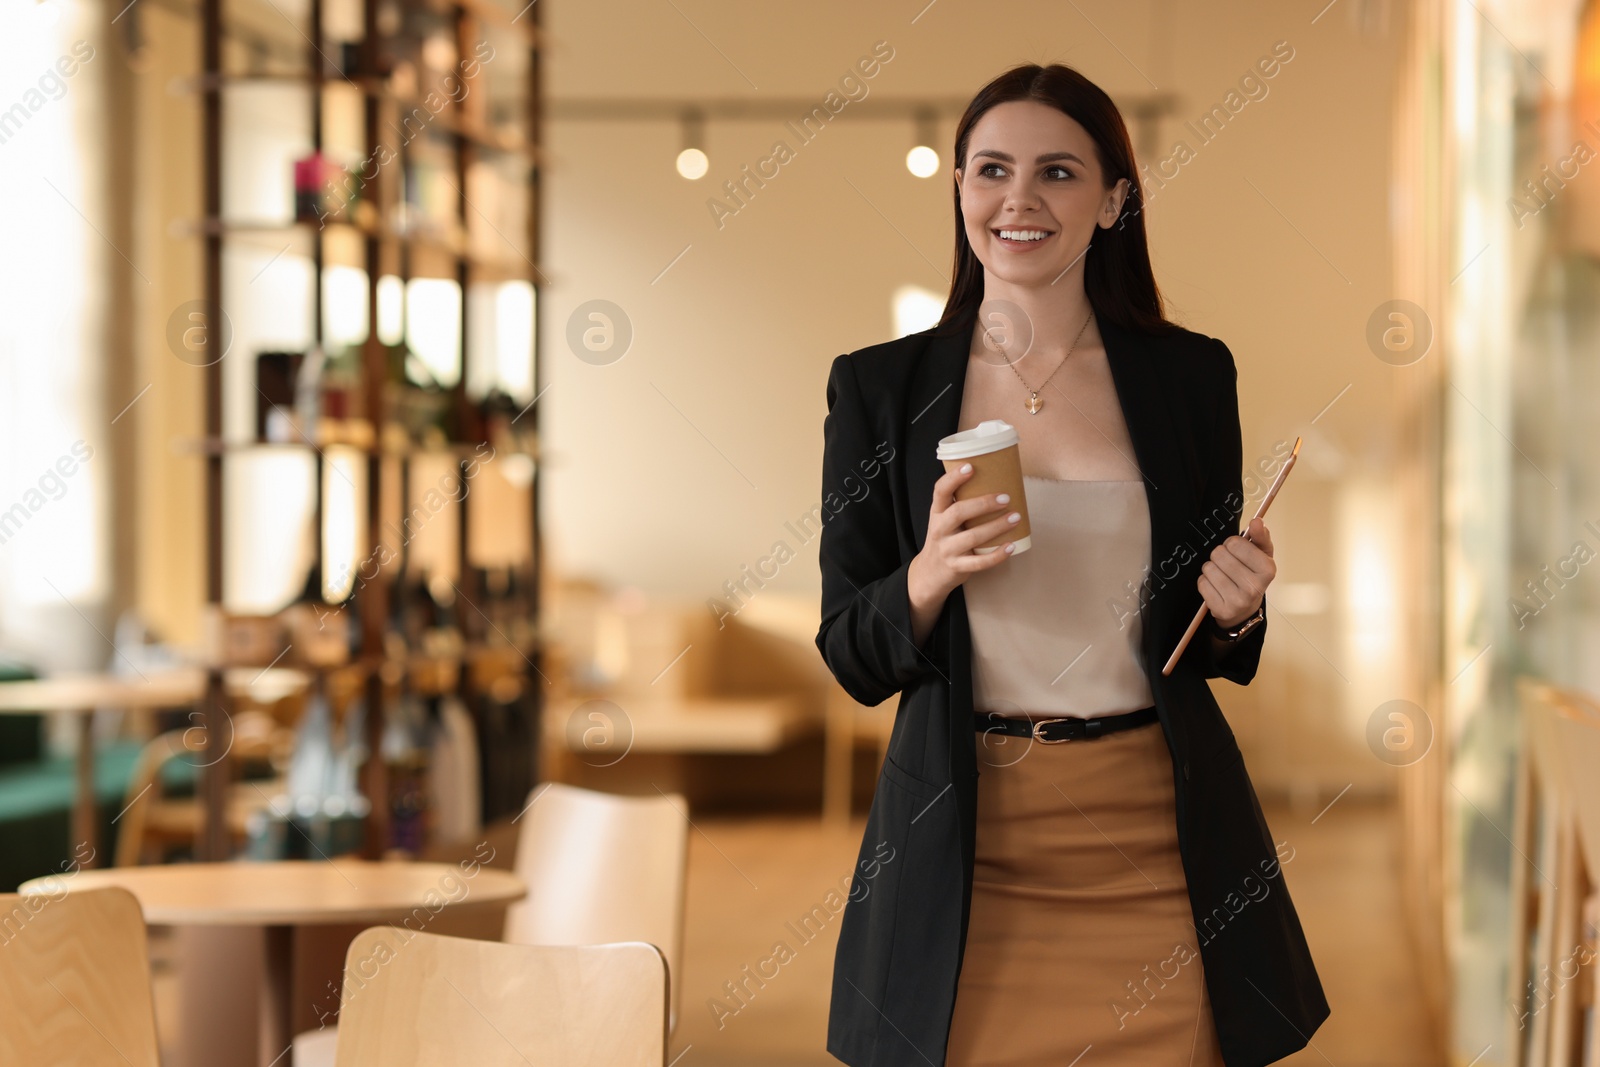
[676,148,708,180]
[677,108,708,180]
[906,145,939,178]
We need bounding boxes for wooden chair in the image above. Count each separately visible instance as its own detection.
[1549,689,1600,1067]
[0,886,160,1066]
[114,714,289,867]
[504,782,689,1035]
[331,929,667,1066]
[1510,678,1600,1067]
[293,783,689,1067]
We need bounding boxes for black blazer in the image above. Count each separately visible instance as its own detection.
[815,307,1329,1067]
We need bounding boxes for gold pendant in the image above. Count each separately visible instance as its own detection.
[1026,391,1043,414]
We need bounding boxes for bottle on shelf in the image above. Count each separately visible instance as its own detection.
[324,691,372,855]
[381,684,431,856]
[294,344,326,445]
[285,678,334,820]
[256,350,305,443]
[248,672,369,860]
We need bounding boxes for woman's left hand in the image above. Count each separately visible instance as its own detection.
[1197,517,1275,628]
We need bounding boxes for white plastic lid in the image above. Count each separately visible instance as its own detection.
[936,419,1018,460]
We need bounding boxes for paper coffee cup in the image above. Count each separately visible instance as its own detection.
[935,419,1031,555]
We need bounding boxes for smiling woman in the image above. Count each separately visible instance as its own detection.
[816,62,1327,1067]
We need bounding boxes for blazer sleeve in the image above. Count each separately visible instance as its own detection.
[814,353,941,707]
[1196,337,1268,685]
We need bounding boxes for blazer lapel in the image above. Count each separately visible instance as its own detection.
[1099,315,1195,671]
[905,316,974,552]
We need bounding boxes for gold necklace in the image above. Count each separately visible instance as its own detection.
[993,308,1094,415]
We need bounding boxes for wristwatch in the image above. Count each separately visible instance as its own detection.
[1208,599,1265,641]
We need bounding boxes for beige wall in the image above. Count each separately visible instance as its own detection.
[125,0,1410,796]
[541,1,1408,796]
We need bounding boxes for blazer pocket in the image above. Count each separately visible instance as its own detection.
[880,754,946,801]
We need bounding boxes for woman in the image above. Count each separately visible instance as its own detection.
[815,64,1328,1067]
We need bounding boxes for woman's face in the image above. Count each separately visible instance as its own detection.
[954,99,1128,288]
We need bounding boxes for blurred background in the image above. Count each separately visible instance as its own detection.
[2,0,1598,1064]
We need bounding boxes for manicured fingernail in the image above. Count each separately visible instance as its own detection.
[996,493,1010,503]
[960,463,972,473]
[1007,512,1020,522]
[1004,542,1015,553]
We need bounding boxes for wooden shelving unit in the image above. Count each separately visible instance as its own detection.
[189,0,545,859]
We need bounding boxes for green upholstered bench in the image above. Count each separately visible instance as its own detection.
[0,741,200,890]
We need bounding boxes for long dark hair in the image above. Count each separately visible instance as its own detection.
[934,64,1176,336]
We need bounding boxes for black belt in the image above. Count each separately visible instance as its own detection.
[973,705,1158,744]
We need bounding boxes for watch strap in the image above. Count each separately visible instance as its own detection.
[1209,600,1265,640]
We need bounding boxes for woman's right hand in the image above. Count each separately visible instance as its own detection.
[906,463,1021,643]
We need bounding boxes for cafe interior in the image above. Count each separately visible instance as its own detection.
[3,0,1600,1064]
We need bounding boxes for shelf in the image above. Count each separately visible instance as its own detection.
[386,98,534,155]
[170,216,377,239]
[172,73,537,147]
[172,74,539,159]
[173,436,538,460]
[172,217,458,243]
[172,72,391,93]
[422,0,542,42]
[197,0,544,857]
[168,216,542,278]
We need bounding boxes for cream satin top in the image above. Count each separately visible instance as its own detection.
[963,475,1156,718]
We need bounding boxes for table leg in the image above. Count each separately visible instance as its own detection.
[199,670,232,862]
[261,924,294,1067]
[74,710,99,868]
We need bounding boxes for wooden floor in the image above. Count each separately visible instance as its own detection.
[147,794,1442,1066]
[670,795,1443,1067]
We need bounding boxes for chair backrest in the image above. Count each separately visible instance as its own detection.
[504,783,689,1033]
[115,730,189,868]
[332,928,667,1067]
[1548,688,1600,882]
[1511,678,1600,1067]
[0,886,160,1066]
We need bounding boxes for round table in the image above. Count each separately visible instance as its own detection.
[0,668,309,865]
[20,858,527,1065]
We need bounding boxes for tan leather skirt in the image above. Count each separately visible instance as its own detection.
[945,718,1226,1067]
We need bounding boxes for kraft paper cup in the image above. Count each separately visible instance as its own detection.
[936,419,1031,555]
